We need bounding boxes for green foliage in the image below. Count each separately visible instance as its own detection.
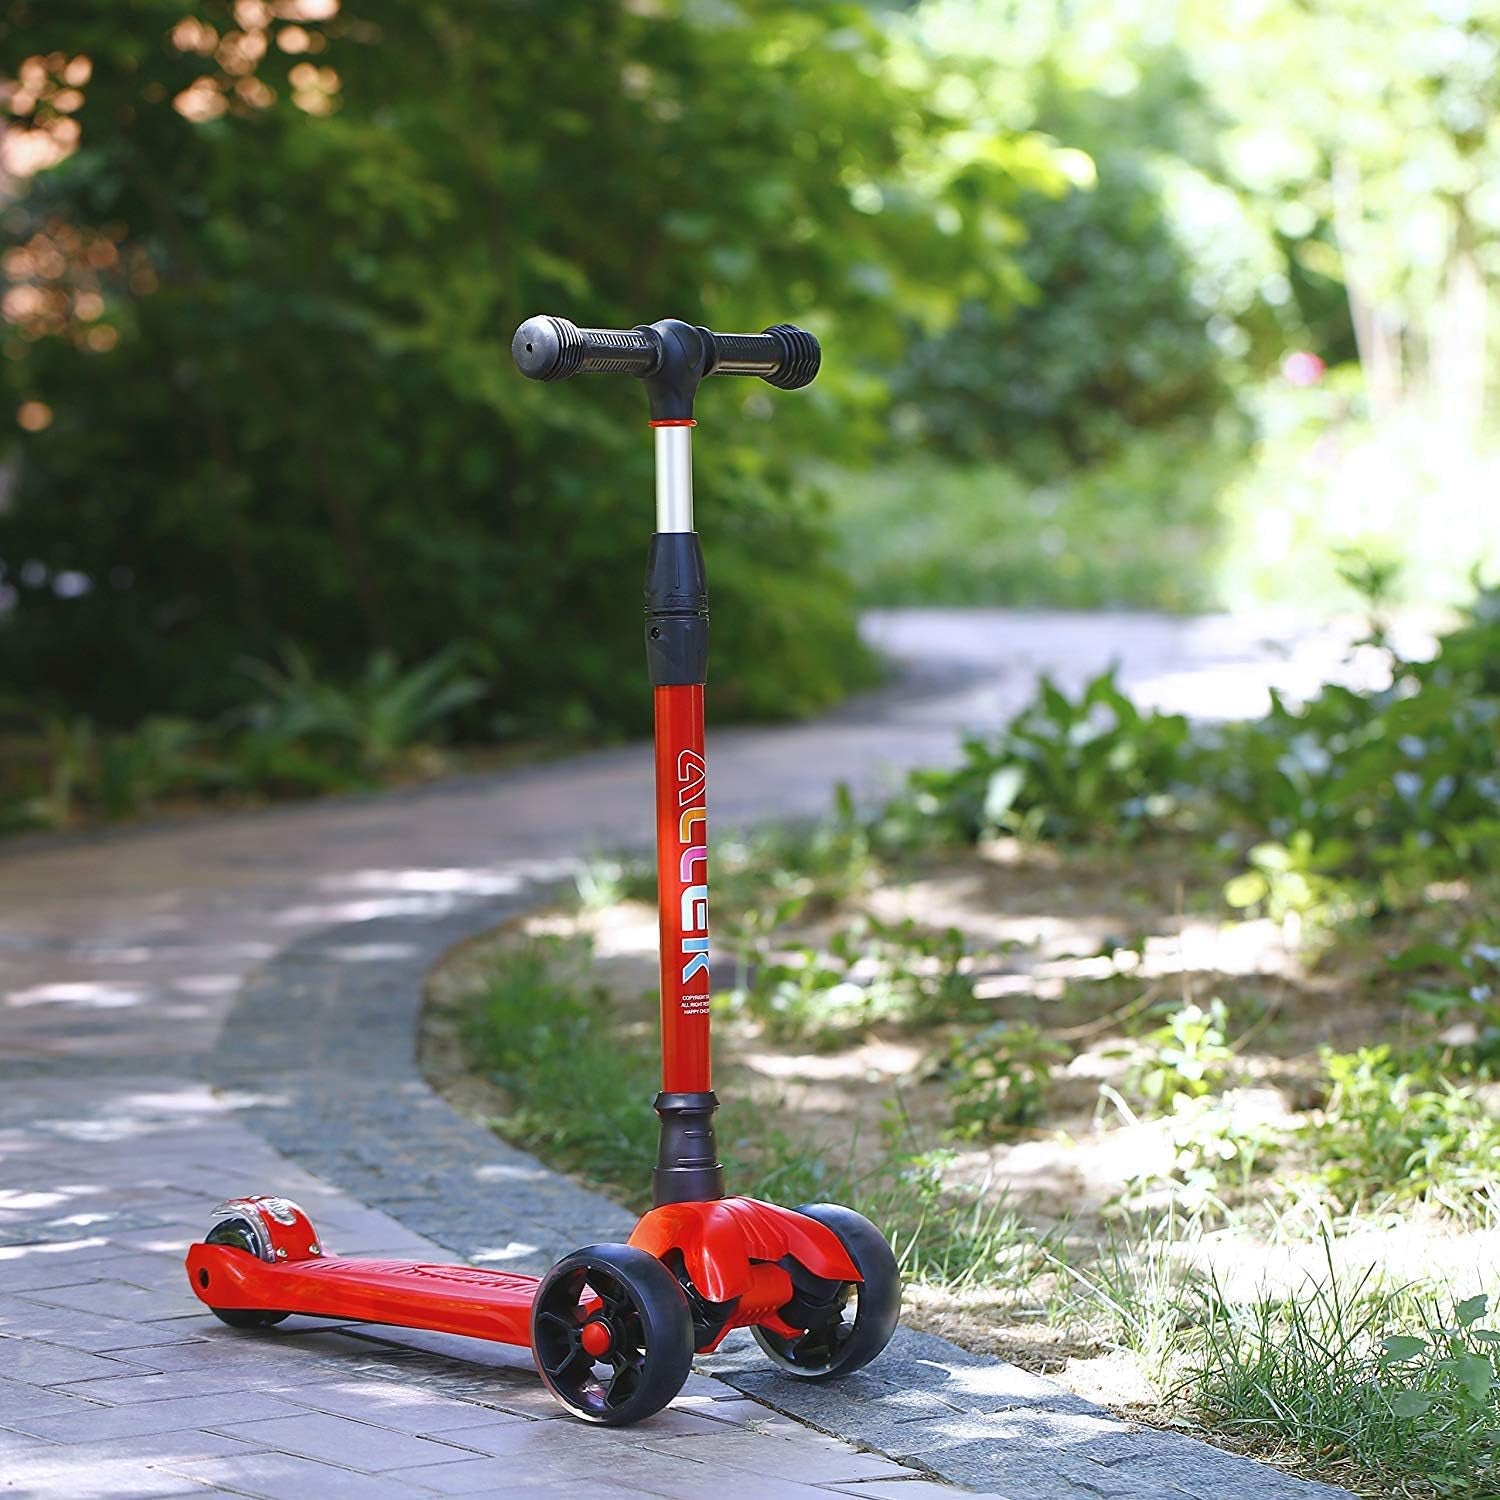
[1159,1096,1281,1208]
[1188,1265,1500,1496]
[0,710,219,829]
[887,5,1282,477]
[1308,1045,1500,1223]
[898,669,1195,846]
[238,643,484,775]
[1396,937,1500,1068]
[0,644,486,829]
[462,936,660,1197]
[1222,832,1355,928]
[1210,607,1500,901]
[895,169,1234,472]
[947,1021,1067,1137]
[890,583,1500,918]
[1,0,1065,736]
[1052,1219,1201,1380]
[1125,1000,1233,1113]
[713,791,878,941]
[822,429,1238,612]
[733,913,974,1046]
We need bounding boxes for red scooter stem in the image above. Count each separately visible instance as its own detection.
[654,683,711,1093]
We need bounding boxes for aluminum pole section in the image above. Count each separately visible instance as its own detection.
[654,424,695,533]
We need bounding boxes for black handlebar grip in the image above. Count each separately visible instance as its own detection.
[709,325,820,388]
[512,316,659,381]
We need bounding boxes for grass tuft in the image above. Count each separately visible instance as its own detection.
[458,935,1047,1292]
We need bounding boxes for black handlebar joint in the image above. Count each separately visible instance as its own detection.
[511,314,820,419]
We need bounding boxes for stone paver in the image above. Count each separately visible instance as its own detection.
[0,609,1370,1498]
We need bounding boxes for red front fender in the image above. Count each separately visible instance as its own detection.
[628,1197,859,1305]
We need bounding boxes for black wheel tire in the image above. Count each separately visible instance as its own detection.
[752,1203,900,1381]
[202,1217,291,1329]
[531,1243,694,1426]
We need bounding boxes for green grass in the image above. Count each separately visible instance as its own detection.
[457,934,1047,1291]
[1184,1262,1500,1497]
[1047,1213,1500,1498]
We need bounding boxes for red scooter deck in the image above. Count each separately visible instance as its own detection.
[186,1245,539,1346]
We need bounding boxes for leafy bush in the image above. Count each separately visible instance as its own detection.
[894,162,1234,473]
[897,669,1196,846]
[0,644,488,829]
[238,644,484,775]
[1210,597,1500,899]
[891,583,1500,912]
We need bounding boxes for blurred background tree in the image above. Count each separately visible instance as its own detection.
[1,0,1498,824]
[0,0,1062,738]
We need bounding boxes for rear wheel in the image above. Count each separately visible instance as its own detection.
[200,1216,290,1329]
[752,1203,900,1380]
[531,1244,693,1426]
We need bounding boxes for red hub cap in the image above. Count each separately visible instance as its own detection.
[580,1319,613,1358]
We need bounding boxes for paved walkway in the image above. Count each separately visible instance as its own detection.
[1,611,1365,1499]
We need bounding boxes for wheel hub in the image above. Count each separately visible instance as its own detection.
[580,1318,613,1357]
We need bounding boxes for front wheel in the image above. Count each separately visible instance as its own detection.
[752,1203,900,1380]
[531,1244,694,1426]
[201,1216,290,1329]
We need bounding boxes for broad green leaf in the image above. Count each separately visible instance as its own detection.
[1224,872,1267,909]
[1387,1390,1436,1419]
[1455,1354,1495,1403]
[1457,1295,1490,1328]
[1389,943,1467,973]
[1381,1335,1430,1363]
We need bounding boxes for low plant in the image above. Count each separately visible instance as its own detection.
[732,913,975,1045]
[461,936,659,1197]
[1222,831,1360,931]
[1051,1214,1203,1383]
[0,643,492,832]
[458,939,1047,1296]
[947,1021,1068,1136]
[239,643,485,775]
[1159,1095,1282,1211]
[885,580,1500,920]
[714,789,880,938]
[1124,999,1234,1113]
[820,431,1234,614]
[895,669,1197,847]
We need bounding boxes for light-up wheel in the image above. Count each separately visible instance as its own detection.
[531,1244,693,1425]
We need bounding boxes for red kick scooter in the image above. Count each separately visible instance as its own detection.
[185,315,902,1425]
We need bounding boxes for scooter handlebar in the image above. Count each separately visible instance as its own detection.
[511,316,820,391]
